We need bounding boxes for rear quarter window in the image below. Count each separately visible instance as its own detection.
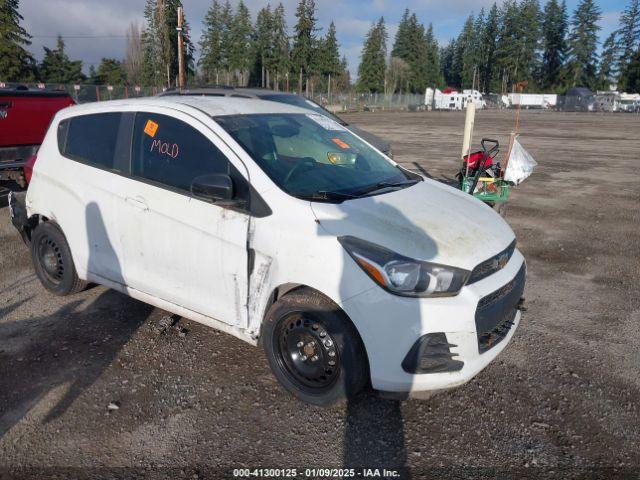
[58,113,124,171]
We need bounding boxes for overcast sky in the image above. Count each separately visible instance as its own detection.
[20,0,626,79]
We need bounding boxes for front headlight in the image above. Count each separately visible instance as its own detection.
[339,236,470,297]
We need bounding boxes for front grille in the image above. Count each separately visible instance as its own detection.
[475,263,526,353]
[468,240,516,284]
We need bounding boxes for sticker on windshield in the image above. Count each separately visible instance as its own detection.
[305,113,346,131]
[144,119,159,137]
[332,137,350,149]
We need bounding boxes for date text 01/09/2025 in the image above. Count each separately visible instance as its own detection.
[232,468,401,478]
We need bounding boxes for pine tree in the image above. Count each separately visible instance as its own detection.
[390,10,433,92]
[199,0,224,83]
[156,0,172,84]
[480,3,500,92]
[219,0,233,81]
[494,0,542,90]
[0,0,35,81]
[39,36,84,83]
[541,0,568,90]
[453,15,474,88]
[391,9,411,60]
[141,0,194,87]
[407,14,431,93]
[290,0,319,92]
[424,24,442,88]
[518,0,542,85]
[320,21,341,77]
[623,45,640,92]
[494,0,519,90]
[164,0,195,81]
[469,10,485,89]
[227,1,253,85]
[252,5,273,87]
[271,3,289,89]
[566,0,601,89]
[357,18,387,93]
[598,31,618,89]
[616,0,640,89]
[141,0,161,85]
[459,14,477,88]
[94,58,125,85]
[440,40,456,86]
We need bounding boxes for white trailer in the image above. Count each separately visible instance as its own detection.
[619,92,640,112]
[595,91,620,112]
[425,88,485,111]
[507,93,557,109]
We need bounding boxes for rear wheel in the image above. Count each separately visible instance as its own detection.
[31,222,87,296]
[261,289,369,406]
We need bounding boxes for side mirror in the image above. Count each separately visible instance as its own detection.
[191,173,236,204]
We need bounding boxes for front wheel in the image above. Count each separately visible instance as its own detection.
[261,289,369,406]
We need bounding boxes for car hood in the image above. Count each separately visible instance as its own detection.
[311,179,516,271]
[346,124,391,155]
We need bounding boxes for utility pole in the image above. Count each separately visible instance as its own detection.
[177,6,185,90]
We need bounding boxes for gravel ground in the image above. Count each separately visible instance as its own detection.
[0,110,639,480]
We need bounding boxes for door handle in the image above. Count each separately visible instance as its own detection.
[125,196,149,211]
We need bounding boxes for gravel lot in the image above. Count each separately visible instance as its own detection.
[0,110,639,479]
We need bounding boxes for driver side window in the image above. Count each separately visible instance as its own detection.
[132,112,230,192]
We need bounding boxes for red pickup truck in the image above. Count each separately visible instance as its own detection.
[0,86,75,185]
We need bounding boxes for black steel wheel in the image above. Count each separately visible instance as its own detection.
[31,222,87,296]
[261,288,369,406]
[36,235,65,283]
[275,313,340,392]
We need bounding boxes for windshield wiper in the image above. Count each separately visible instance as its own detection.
[355,179,420,197]
[295,190,360,202]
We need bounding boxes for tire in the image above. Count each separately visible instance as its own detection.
[31,222,87,296]
[261,289,369,406]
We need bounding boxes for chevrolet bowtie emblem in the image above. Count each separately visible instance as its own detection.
[493,253,509,270]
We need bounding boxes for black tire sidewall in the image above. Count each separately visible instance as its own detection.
[31,222,81,296]
[262,291,369,406]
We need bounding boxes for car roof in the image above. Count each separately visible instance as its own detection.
[62,95,314,117]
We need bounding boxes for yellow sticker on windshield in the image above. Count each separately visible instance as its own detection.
[332,137,350,149]
[144,119,159,137]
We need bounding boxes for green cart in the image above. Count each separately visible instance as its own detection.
[459,139,510,215]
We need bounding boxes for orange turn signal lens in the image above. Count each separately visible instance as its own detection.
[354,256,386,287]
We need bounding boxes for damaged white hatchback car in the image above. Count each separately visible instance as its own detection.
[11,96,526,406]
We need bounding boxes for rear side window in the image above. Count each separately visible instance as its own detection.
[131,112,230,192]
[58,113,123,170]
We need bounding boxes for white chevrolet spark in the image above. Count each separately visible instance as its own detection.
[12,96,526,406]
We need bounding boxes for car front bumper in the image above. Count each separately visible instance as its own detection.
[341,249,526,393]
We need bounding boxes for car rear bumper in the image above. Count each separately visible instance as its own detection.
[341,249,526,393]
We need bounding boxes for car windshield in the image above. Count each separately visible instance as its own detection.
[215,113,415,201]
[257,94,346,125]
